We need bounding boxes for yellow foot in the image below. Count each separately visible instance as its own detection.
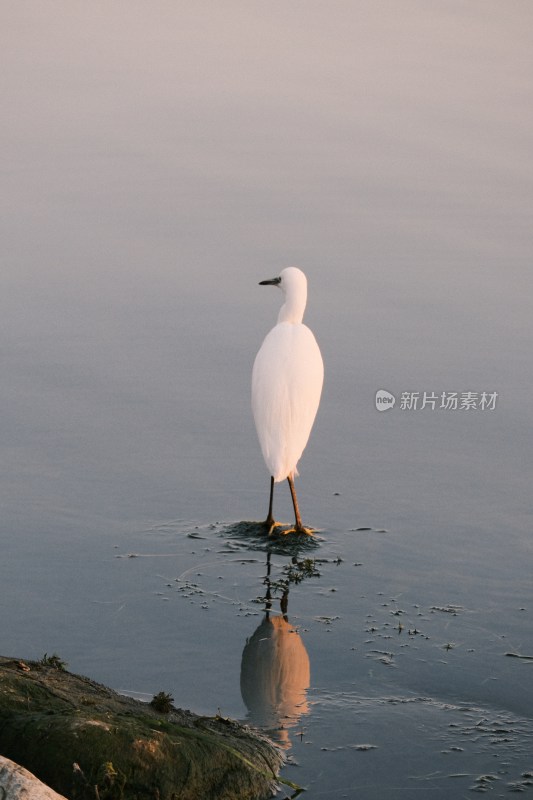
[262,519,283,535]
[283,525,314,536]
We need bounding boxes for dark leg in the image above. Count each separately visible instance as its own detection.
[287,474,307,533]
[264,552,272,617]
[264,476,275,529]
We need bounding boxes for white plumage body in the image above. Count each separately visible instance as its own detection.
[252,268,324,484]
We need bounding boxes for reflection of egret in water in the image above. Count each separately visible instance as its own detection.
[240,553,311,748]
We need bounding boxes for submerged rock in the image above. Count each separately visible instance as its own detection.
[0,656,285,800]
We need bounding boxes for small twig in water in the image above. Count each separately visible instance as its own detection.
[505,652,533,661]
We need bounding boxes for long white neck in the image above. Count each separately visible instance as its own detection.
[277,282,307,324]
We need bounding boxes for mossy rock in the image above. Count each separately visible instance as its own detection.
[0,656,285,800]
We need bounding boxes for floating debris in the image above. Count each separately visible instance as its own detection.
[508,771,533,791]
[366,650,395,666]
[505,652,533,661]
[470,773,500,793]
[320,743,377,752]
[430,605,463,615]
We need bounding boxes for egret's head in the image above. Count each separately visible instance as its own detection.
[259,267,308,324]
[259,267,307,295]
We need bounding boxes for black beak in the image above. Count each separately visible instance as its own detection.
[259,276,281,286]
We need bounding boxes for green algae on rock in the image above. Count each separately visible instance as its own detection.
[0,656,288,800]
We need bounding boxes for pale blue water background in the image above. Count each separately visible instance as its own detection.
[1,2,532,797]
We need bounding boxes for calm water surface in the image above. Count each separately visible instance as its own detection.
[1,2,532,797]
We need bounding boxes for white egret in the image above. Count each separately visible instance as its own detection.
[252,267,324,534]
